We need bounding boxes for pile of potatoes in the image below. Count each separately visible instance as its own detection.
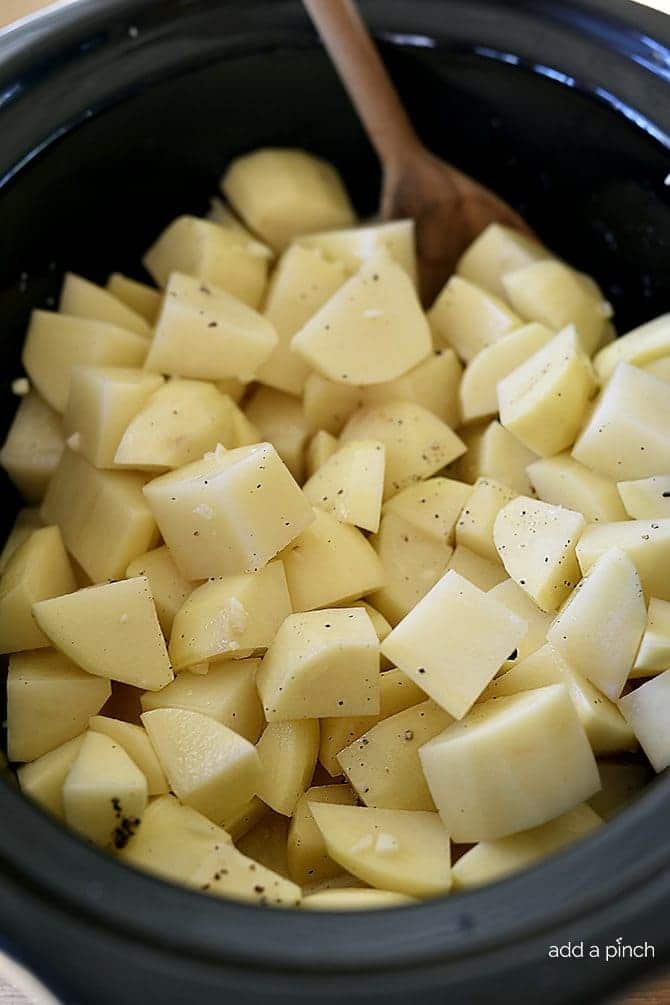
[1,147,669,910]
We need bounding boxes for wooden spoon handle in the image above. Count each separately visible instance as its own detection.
[303,0,420,168]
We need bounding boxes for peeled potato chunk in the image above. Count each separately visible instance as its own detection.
[446,545,507,591]
[528,453,627,524]
[255,719,319,816]
[303,440,385,533]
[125,546,193,637]
[257,608,380,721]
[576,519,670,601]
[141,659,264,743]
[63,730,148,848]
[88,716,168,795]
[291,250,432,386]
[420,684,601,841]
[106,273,162,325]
[382,570,526,720]
[632,598,670,676]
[243,387,312,482]
[382,477,471,544]
[302,889,415,910]
[428,275,522,363]
[168,560,291,670]
[233,808,291,879]
[17,734,86,820]
[363,348,462,428]
[497,327,595,458]
[191,842,302,907]
[455,223,550,300]
[33,576,173,691]
[455,477,516,565]
[144,272,277,381]
[221,148,355,252]
[494,496,585,612]
[0,391,64,503]
[572,363,670,481]
[450,419,537,496]
[7,650,110,762]
[309,803,451,898]
[306,430,338,478]
[452,804,601,890]
[487,579,553,666]
[287,783,358,885]
[617,476,670,520]
[142,708,262,826]
[0,509,43,574]
[144,443,312,580]
[547,548,646,699]
[60,272,151,338]
[594,313,670,382]
[618,670,670,772]
[0,525,76,653]
[297,219,416,281]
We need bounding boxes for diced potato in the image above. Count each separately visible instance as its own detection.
[257,245,347,394]
[143,216,270,307]
[140,658,264,743]
[226,797,269,842]
[381,570,526,719]
[420,684,601,841]
[0,525,77,653]
[302,889,415,910]
[502,260,608,354]
[362,348,462,428]
[493,496,585,611]
[297,219,417,283]
[142,707,262,825]
[17,734,86,820]
[207,197,256,237]
[257,608,379,720]
[455,223,550,300]
[255,719,319,816]
[168,560,291,669]
[459,323,554,423]
[547,548,646,698]
[617,475,670,520]
[222,148,355,252]
[632,598,670,676]
[305,430,338,479]
[455,477,516,564]
[192,843,302,906]
[33,577,173,691]
[0,509,43,573]
[63,366,164,468]
[243,387,311,482]
[144,443,313,580]
[487,579,554,666]
[383,477,471,545]
[236,811,291,878]
[446,545,507,591]
[281,508,385,612]
[428,275,522,363]
[41,449,158,582]
[618,671,670,771]
[528,453,627,523]
[106,273,162,324]
[144,272,277,381]
[498,328,595,457]
[287,784,358,885]
[588,760,651,820]
[303,440,384,532]
[291,250,432,386]
[0,392,64,503]
[125,546,193,637]
[341,402,465,500]
[22,311,148,413]
[60,272,151,338]
[452,804,601,889]
[7,650,110,761]
[481,644,636,755]
[450,419,537,496]
[338,700,453,810]
[576,519,670,601]
[88,716,168,795]
[302,374,360,435]
[573,363,670,481]
[593,313,670,382]
[63,730,148,848]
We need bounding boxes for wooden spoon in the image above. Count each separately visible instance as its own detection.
[303,0,534,304]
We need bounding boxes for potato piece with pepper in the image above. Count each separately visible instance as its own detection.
[303,440,385,533]
[428,275,522,362]
[0,392,64,504]
[255,719,319,816]
[60,272,151,338]
[287,783,358,885]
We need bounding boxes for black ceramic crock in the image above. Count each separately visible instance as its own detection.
[0,1,669,1002]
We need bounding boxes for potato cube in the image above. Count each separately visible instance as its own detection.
[255,719,319,816]
[169,560,290,670]
[309,804,451,897]
[257,245,347,394]
[456,223,550,300]
[588,761,651,820]
[0,525,77,653]
[192,842,302,906]
[528,453,627,523]
[594,313,670,382]
[633,598,670,676]
[494,496,585,611]
[305,430,338,478]
[60,272,151,338]
[207,196,258,237]
[143,215,270,307]
[144,443,313,580]
[41,449,158,582]
[126,546,193,637]
[144,272,276,381]
[618,476,670,519]
[303,440,384,532]
[297,219,416,282]
[17,734,86,820]
[302,374,360,436]
[287,784,358,885]
[292,250,432,386]
[140,658,264,743]
[226,797,269,843]
[428,275,522,362]
[106,273,162,324]
[487,579,554,666]
[420,684,601,841]
[383,477,471,544]
[302,889,414,910]
[142,707,262,825]
[362,348,462,428]
[572,363,670,480]
[8,650,110,762]
[576,519,670,601]
[22,311,148,413]
[63,366,163,468]
[450,419,537,496]
[222,148,355,252]
[280,508,385,612]
[446,545,507,591]
[33,576,173,690]
[455,477,516,564]
[257,608,379,721]
[236,811,290,878]
[547,548,646,698]
[243,387,311,481]
[0,392,64,503]
[88,716,168,795]
[618,671,670,771]
[498,327,595,457]
[0,508,43,573]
